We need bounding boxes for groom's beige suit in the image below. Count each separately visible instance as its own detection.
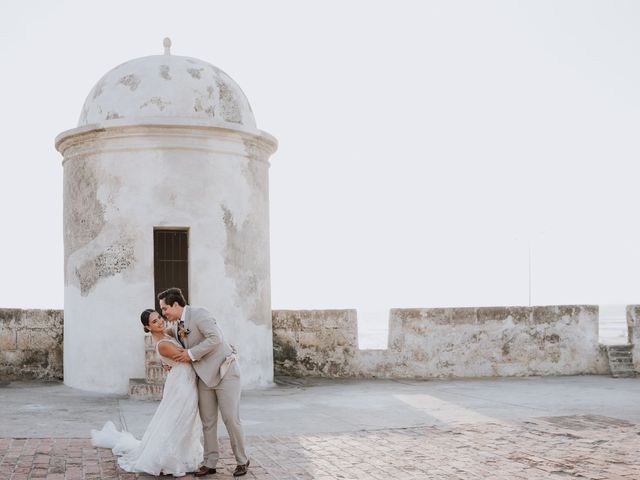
[178,305,247,468]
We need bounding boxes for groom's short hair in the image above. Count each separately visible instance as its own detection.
[158,287,187,307]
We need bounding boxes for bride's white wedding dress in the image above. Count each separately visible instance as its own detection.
[91,336,203,477]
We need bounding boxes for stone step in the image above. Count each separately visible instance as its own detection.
[128,378,163,400]
[611,369,636,377]
[610,359,633,364]
[610,357,633,363]
[611,366,635,371]
[609,351,632,356]
[607,345,633,352]
[145,348,157,364]
[611,364,634,371]
[609,356,633,362]
[610,363,635,370]
[612,371,636,378]
[606,344,636,378]
[610,363,634,370]
[145,364,168,384]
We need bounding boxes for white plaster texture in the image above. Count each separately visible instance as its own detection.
[56,50,277,394]
[78,54,255,130]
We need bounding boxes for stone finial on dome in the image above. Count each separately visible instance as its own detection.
[163,37,172,55]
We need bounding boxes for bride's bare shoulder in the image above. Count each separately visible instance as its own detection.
[157,336,181,356]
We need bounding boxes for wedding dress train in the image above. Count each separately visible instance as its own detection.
[91,337,203,477]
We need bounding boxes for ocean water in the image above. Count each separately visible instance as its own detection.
[357,305,630,350]
[598,304,629,346]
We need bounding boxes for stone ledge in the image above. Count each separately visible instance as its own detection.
[0,309,63,381]
[274,306,605,379]
[128,378,163,401]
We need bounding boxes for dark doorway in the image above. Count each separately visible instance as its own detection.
[154,228,189,311]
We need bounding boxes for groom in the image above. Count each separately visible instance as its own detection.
[158,287,250,477]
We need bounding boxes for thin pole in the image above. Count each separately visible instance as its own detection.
[528,244,532,307]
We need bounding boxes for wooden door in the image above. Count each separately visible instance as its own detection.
[153,229,189,311]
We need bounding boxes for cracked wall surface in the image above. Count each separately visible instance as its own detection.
[1,304,620,382]
[75,240,135,295]
[77,55,256,128]
[63,157,106,283]
[58,43,278,394]
[273,306,610,378]
[58,125,277,393]
[627,305,640,372]
[221,144,271,328]
[0,309,63,380]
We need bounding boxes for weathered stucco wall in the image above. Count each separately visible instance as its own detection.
[57,124,276,394]
[273,310,358,376]
[0,305,618,383]
[626,305,640,372]
[273,306,610,378]
[0,309,63,380]
[56,45,277,394]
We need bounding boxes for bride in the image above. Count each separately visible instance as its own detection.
[91,309,203,477]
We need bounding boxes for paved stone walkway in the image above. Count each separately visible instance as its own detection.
[1,414,638,479]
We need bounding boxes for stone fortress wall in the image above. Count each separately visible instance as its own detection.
[272,306,621,378]
[0,309,63,380]
[2,305,640,382]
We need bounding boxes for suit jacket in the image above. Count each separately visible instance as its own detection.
[181,305,237,387]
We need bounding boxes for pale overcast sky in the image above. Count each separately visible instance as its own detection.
[1,1,640,324]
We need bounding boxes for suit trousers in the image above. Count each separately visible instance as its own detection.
[197,366,247,467]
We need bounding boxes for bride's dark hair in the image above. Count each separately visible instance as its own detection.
[140,309,156,333]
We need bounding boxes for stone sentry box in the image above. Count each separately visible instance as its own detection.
[55,40,277,394]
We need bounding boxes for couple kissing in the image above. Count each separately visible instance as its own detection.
[92,287,249,478]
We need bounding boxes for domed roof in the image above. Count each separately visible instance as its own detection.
[78,39,256,130]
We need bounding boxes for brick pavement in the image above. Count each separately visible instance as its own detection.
[1,415,638,479]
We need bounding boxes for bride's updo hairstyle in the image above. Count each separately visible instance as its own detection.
[140,309,156,333]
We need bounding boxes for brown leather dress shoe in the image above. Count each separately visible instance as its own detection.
[233,459,250,477]
[193,465,217,476]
